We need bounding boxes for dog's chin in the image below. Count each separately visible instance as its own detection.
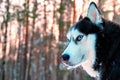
[62,62,81,70]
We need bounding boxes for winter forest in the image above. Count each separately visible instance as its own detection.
[0,0,120,80]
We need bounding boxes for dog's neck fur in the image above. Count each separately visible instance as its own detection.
[94,18,120,72]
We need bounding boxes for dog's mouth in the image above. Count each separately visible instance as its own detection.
[63,61,73,66]
[62,61,82,70]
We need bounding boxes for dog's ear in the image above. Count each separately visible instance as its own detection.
[87,2,103,27]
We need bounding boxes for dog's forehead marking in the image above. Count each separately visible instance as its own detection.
[67,23,83,40]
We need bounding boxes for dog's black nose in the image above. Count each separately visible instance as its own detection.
[61,54,70,61]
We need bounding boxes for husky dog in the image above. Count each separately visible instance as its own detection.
[61,2,120,80]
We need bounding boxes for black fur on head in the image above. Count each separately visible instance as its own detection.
[75,17,104,35]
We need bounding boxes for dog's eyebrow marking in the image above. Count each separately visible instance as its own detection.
[67,22,86,45]
[67,24,76,40]
[71,37,78,45]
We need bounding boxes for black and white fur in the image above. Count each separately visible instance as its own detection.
[61,2,120,80]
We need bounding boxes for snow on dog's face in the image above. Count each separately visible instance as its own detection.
[61,2,103,77]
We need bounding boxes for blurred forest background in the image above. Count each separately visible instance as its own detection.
[0,0,120,80]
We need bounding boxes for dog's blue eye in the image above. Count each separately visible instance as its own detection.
[76,35,83,41]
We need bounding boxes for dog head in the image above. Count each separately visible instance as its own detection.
[61,2,103,76]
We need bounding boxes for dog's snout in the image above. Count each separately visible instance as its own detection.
[61,54,70,61]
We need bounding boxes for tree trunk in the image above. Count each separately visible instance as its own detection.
[73,0,77,24]
[24,0,29,80]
